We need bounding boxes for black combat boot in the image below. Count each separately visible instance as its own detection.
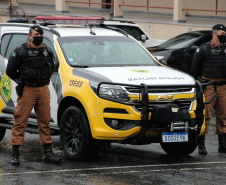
[43,144,61,163]
[198,135,207,155]
[218,134,226,153]
[11,145,20,165]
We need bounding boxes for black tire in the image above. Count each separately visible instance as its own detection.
[0,128,6,142]
[60,106,96,161]
[160,131,197,156]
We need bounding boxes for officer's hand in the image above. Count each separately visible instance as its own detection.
[15,81,24,97]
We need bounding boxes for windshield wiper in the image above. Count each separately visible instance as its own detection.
[118,64,139,66]
[71,65,90,68]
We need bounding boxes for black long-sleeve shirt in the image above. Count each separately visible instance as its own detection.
[191,43,208,79]
[6,45,23,82]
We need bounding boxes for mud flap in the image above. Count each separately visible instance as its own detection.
[195,81,205,135]
[199,119,206,135]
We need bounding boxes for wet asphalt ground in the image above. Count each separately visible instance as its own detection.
[0,118,225,185]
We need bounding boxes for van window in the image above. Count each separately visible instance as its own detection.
[6,34,28,58]
[43,38,59,67]
[0,34,11,57]
[117,26,146,41]
[43,38,56,58]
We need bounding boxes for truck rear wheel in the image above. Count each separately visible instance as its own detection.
[160,132,197,156]
[60,106,96,161]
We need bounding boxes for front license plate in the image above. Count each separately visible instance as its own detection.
[162,132,188,143]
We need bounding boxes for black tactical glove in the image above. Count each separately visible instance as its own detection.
[15,81,24,97]
[197,77,209,84]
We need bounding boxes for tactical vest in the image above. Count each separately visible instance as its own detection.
[201,43,226,78]
[20,44,53,82]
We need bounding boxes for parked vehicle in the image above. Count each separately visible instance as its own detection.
[147,31,212,75]
[103,20,165,48]
[0,17,210,160]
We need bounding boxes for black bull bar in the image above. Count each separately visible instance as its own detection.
[97,81,216,137]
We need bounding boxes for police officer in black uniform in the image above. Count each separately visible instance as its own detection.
[6,25,61,165]
[191,24,226,155]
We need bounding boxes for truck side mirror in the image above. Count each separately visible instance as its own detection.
[141,34,147,42]
[155,56,167,65]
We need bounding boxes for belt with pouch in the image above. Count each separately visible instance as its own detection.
[24,80,49,87]
[215,81,226,86]
[199,77,226,86]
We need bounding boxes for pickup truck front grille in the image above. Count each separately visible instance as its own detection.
[126,87,193,94]
[134,100,192,113]
[125,86,194,113]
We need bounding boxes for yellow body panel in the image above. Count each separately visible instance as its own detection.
[55,39,99,116]
[89,113,141,140]
[0,98,5,113]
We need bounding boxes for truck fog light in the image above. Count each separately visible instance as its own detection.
[111,120,119,128]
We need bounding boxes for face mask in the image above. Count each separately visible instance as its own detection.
[217,35,226,43]
[32,36,43,46]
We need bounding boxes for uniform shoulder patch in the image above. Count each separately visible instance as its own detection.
[0,72,12,102]
[196,48,200,52]
[12,51,16,57]
[43,50,48,56]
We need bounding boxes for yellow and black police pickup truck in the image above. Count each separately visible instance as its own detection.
[0,16,211,161]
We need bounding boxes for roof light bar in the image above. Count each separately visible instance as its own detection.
[35,16,105,25]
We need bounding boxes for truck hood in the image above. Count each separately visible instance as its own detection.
[73,66,195,85]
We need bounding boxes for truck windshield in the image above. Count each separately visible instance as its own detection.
[58,36,158,67]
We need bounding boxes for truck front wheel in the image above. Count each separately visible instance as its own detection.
[0,127,6,142]
[60,106,96,161]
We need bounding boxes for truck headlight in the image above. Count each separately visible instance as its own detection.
[90,83,130,102]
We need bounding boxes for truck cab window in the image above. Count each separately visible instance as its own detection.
[5,34,28,59]
[0,34,11,57]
